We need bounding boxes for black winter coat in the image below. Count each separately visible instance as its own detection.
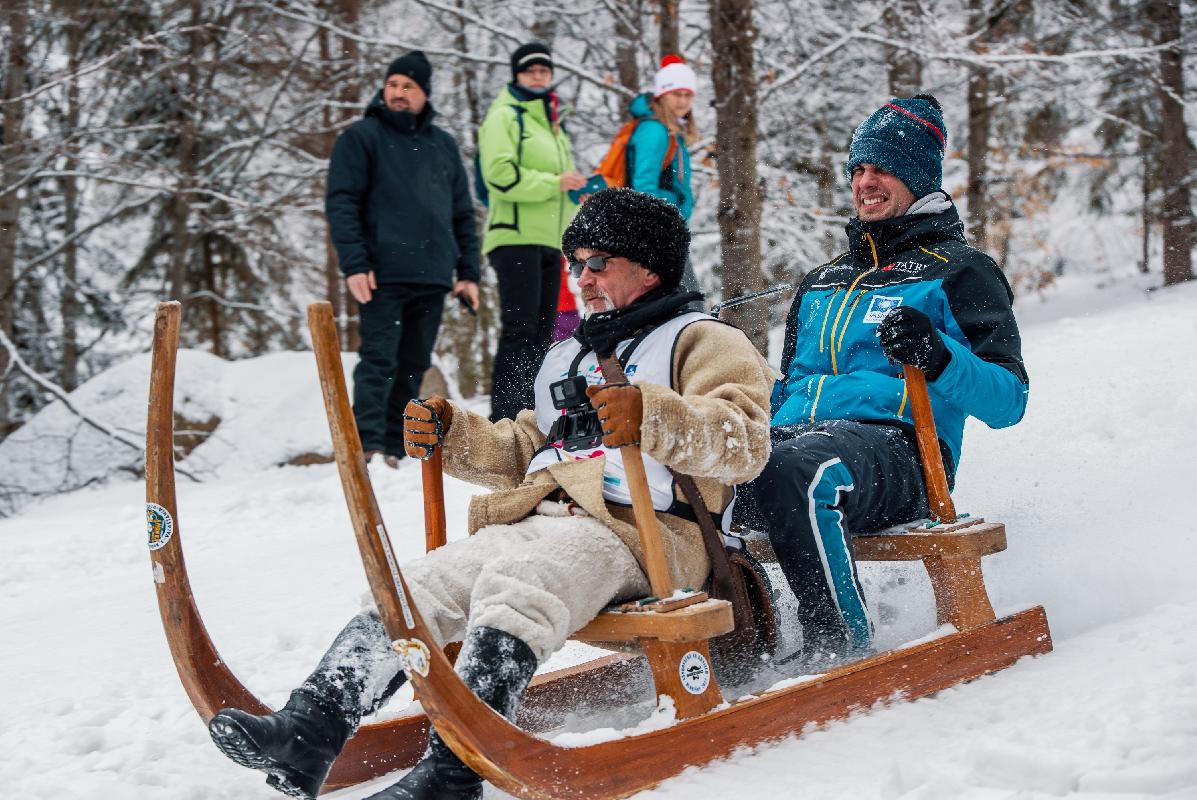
[325,93,480,287]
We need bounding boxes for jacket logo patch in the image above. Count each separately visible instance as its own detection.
[862,295,903,324]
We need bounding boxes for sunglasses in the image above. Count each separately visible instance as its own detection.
[567,254,615,279]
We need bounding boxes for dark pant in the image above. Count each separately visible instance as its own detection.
[489,245,561,422]
[738,421,933,654]
[352,283,445,455]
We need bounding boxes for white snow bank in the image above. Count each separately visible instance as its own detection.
[0,276,1195,798]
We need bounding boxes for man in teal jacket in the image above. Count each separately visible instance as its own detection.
[740,95,1028,666]
[326,51,479,465]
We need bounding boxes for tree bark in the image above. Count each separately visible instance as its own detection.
[709,0,766,355]
[60,17,82,390]
[885,0,922,96]
[169,0,203,303]
[965,0,991,251]
[657,0,679,59]
[1153,0,1194,286]
[614,0,642,95]
[1,0,31,430]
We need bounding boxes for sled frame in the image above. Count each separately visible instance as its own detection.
[304,299,1052,798]
[143,301,648,793]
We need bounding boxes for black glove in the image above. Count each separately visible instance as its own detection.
[877,306,951,381]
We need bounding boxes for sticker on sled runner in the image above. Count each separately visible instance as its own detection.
[393,638,432,677]
[146,503,174,551]
[678,650,711,695]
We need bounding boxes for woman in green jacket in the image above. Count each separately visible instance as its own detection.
[478,42,585,422]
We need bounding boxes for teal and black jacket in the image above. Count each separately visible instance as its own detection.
[773,201,1028,468]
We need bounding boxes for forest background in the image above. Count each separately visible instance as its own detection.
[0,0,1192,483]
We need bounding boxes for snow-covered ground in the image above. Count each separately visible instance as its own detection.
[1,274,1196,799]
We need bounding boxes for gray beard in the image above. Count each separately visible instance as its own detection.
[582,289,614,318]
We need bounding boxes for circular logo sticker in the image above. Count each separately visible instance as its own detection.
[393,638,432,677]
[678,650,711,695]
[146,503,174,551]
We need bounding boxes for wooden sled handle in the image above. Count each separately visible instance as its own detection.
[903,364,956,524]
[422,449,447,551]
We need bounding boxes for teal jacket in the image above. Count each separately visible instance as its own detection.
[773,202,1028,468]
[477,84,578,254]
[627,93,694,221]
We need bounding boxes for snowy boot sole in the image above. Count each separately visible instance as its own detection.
[208,714,322,799]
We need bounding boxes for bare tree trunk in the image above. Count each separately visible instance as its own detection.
[657,0,679,59]
[709,0,765,355]
[60,18,82,390]
[885,0,922,96]
[966,0,991,251]
[614,0,642,95]
[169,0,203,302]
[0,0,31,430]
[1141,134,1152,274]
[316,0,361,347]
[1153,0,1194,286]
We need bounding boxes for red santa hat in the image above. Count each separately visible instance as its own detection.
[653,54,698,98]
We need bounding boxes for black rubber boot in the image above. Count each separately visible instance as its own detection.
[208,690,352,799]
[209,611,409,798]
[363,626,538,800]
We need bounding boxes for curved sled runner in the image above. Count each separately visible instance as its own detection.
[300,300,1054,798]
[144,302,644,793]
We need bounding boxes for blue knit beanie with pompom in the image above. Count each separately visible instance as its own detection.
[844,94,946,199]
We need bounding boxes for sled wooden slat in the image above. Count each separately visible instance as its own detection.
[852,521,1007,561]
[572,598,734,643]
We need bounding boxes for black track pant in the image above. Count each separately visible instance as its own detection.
[352,283,445,455]
[738,421,936,654]
[489,245,560,422]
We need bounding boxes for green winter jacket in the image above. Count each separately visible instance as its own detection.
[478,84,579,254]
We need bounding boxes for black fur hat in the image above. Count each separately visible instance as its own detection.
[561,188,690,288]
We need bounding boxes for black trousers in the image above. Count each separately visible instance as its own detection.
[489,245,561,422]
[352,283,445,455]
[738,421,934,655]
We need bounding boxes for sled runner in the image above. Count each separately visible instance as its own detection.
[143,302,647,792]
[302,302,1053,798]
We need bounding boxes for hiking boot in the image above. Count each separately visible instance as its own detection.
[364,449,385,465]
[362,626,537,800]
[208,690,351,799]
[383,452,404,469]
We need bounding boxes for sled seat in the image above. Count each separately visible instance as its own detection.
[745,518,1006,633]
[566,596,734,720]
[572,597,735,643]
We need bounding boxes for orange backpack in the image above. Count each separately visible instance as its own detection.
[593,119,679,189]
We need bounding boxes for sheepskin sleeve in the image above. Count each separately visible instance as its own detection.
[440,404,544,491]
[637,320,773,486]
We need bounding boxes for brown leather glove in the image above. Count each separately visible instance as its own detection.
[402,396,453,460]
[584,382,643,448]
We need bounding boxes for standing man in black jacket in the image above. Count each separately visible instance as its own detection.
[326,51,480,466]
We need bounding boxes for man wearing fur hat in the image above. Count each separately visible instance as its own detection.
[326,51,480,468]
[740,95,1028,667]
[207,188,773,800]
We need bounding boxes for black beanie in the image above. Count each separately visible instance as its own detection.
[561,188,690,289]
[386,51,432,97]
[510,42,553,80]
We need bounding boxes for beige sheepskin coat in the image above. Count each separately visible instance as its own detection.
[440,319,774,591]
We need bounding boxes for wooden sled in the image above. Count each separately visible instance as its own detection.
[303,300,1053,799]
[143,301,649,794]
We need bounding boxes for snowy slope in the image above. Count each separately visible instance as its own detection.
[1,278,1195,799]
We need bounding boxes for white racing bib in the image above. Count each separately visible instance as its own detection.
[526,312,710,510]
